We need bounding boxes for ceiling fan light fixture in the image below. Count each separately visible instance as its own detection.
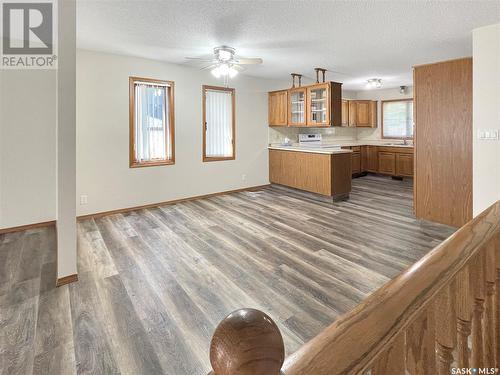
[211,63,238,78]
[228,66,238,78]
[367,78,382,89]
[218,49,233,61]
[211,66,221,78]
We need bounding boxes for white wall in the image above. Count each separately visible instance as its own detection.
[472,23,500,216]
[57,0,77,279]
[77,50,286,216]
[0,70,56,229]
[356,86,413,140]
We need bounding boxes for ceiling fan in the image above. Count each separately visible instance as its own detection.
[185,46,263,79]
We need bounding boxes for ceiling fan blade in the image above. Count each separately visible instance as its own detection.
[200,64,218,71]
[234,57,263,65]
[185,57,217,63]
[232,64,245,71]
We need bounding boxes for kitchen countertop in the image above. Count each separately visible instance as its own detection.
[269,141,414,154]
[333,140,414,148]
[268,145,353,155]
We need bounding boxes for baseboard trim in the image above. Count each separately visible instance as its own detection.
[56,274,78,287]
[77,184,271,220]
[0,220,56,235]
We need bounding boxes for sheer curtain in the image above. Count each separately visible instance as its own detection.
[135,83,170,162]
[382,100,414,138]
[205,89,233,158]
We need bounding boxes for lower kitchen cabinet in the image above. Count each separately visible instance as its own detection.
[269,149,352,199]
[366,146,379,172]
[396,153,414,177]
[341,146,361,175]
[344,145,413,178]
[378,152,396,175]
[352,152,361,174]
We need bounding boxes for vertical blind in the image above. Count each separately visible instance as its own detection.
[205,89,233,158]
[382,100,414,138]
[134,82,171,162]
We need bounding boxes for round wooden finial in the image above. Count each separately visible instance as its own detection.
[210,308,285,375]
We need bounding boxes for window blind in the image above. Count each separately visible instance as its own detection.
[205,89,233,158]
[134,83,171,162]
[382,100,413,138]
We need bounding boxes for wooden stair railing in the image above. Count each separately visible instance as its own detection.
[208,201,500,375]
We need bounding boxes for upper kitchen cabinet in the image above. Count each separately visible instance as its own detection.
[306,82,342,127]
[288,87,307,126]
[342,100,378,127]
[341,99,349,126]
[353,100,377,127]
[268,81,342,127]
[268,90,288,126]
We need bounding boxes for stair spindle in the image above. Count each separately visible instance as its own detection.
[484,242,497,365]
[434,283,456,375]
[496,232,500,367]
[471,252,486,368]
[456,267,473,368]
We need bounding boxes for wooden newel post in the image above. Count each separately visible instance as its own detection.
[209,308,285,375]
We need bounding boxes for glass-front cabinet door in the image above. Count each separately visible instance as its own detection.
[288,87,307,126]
[307,83,330,126]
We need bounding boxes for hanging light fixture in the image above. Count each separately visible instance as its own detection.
[211,63,238,79]
[367,78,382,89]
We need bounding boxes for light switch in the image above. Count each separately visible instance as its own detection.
[477,129,499,140]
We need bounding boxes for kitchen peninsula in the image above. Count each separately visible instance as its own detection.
[268,145,352,200]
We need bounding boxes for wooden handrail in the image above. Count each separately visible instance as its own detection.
[209,201,500,374]
[209,308,285,375]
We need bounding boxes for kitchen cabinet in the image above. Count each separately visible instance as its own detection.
[269,149,352,199]
[341,146,361,175]
[307,83,329,126]
[341,99,349,126]
[268,90,288,126]
[348,100,357,127]
[378,152,396,175]
[396,153,413,177]
[268,82,342,127]
[343,100,377,127]
[366,146,379,172]
[360,146,367,171]
[342,145,413,178]
[306,82,342,127]
[354,100,377,127]
[352,152,361,174]
[288,87,307,126]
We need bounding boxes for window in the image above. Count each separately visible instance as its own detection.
[202,85,235,161]
[382,99,414,139]
[129,77,175,167]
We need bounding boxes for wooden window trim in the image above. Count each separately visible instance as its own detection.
[129,76,175,168]
[202,85,236,162]
[381,98,414,140]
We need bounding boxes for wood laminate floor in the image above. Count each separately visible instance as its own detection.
[0,175,456,375]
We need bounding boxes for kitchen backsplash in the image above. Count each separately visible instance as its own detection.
[269,126,370,144]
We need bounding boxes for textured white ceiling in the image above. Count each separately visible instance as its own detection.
[77,0,500,90]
